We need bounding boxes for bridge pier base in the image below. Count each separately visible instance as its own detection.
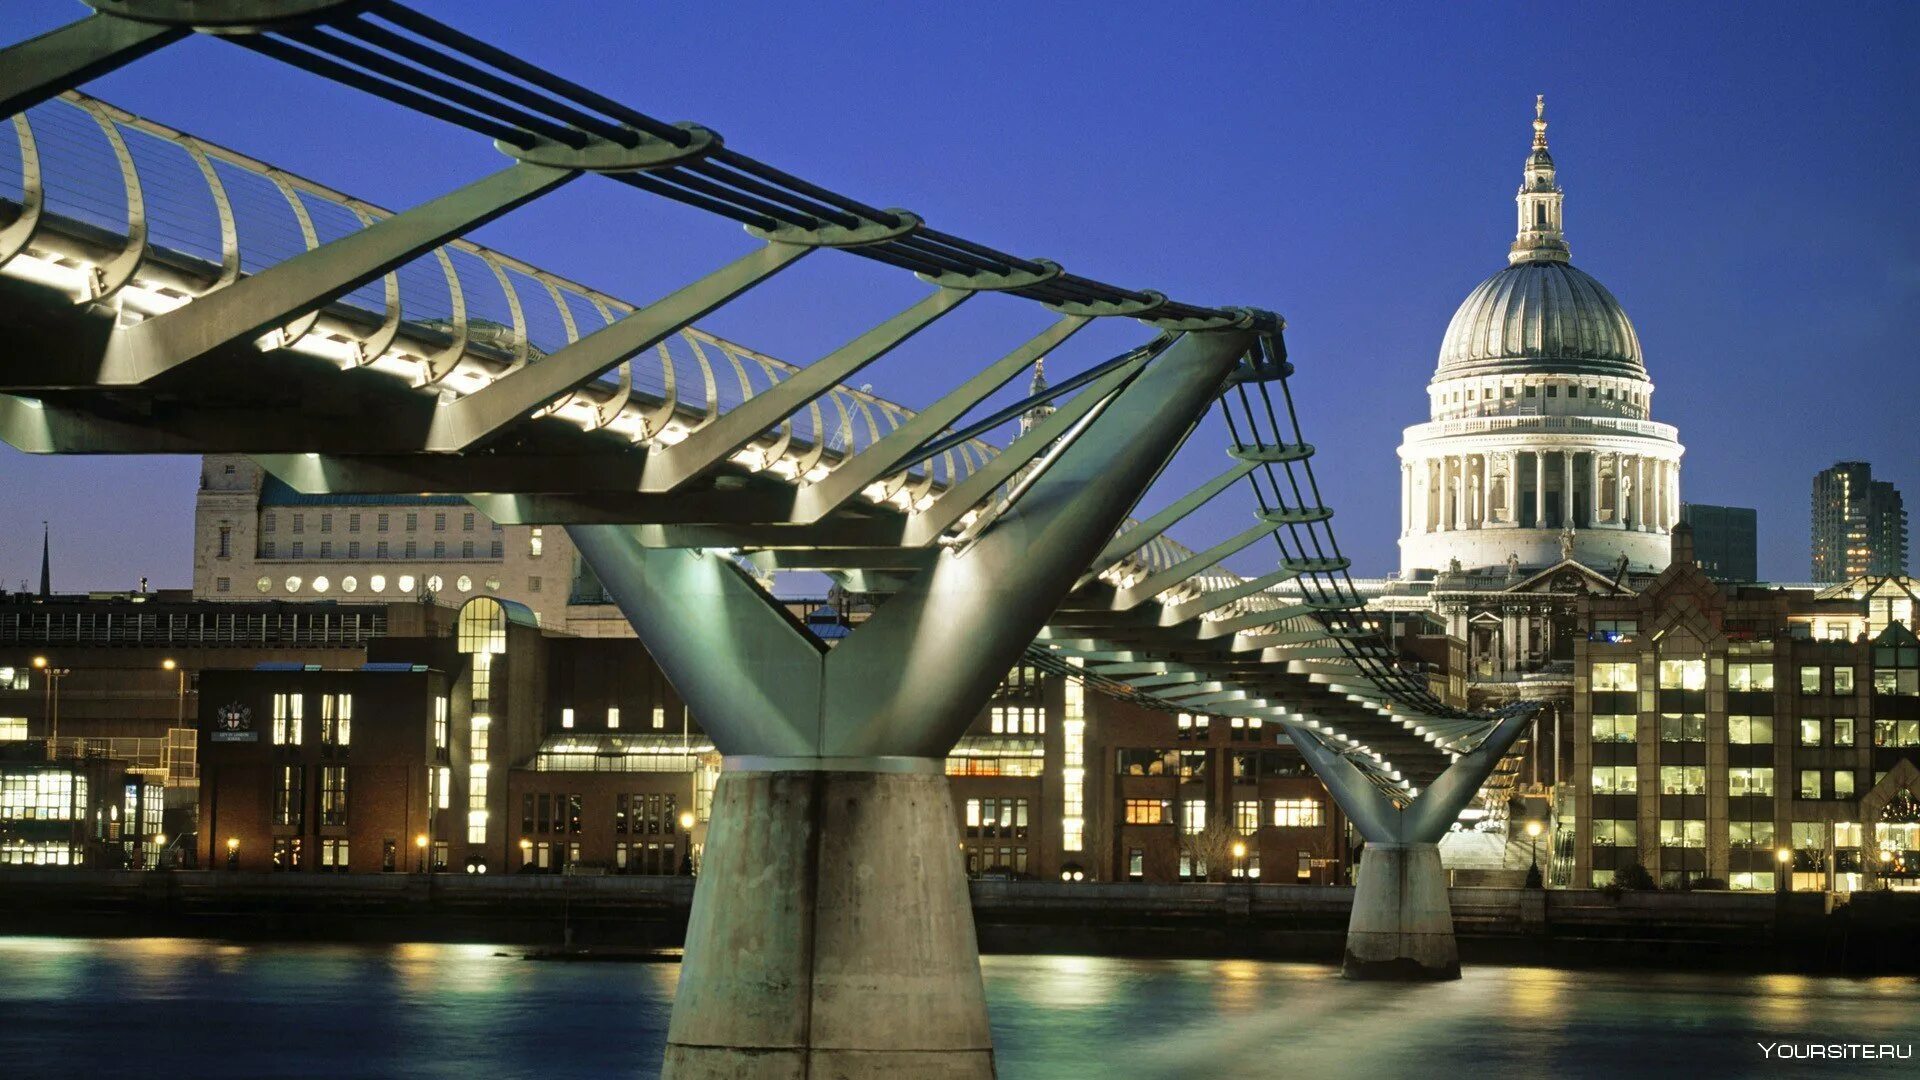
[664,763,993,1080]
[1343,841,1458,981]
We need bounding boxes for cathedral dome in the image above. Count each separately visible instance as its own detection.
[1434,260,1644,382]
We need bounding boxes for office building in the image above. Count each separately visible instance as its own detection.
[1680,503,1758,582]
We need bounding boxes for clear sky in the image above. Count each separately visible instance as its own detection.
[2,0,1916,592]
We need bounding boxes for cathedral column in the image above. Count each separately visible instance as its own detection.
[1470,455,1484,527]
[1437,457,1450,532]
[1668,460,1680,529]
[1504,454,1517,527]
[1532,451,1544,528]
[1400,463,1410,536]
[1588,450,1601,529]
[1560,449,1573,531]
[1613,453,1628,529]
[1640,457,1652,532]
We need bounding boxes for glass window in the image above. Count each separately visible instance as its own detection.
[1729,767,1774,797]
[1592,662,1636,691]
[1590,714,1635,743]
[1234,800,1261,834]
[1798,770,1822,799]
[1659,713,1705,742]
[1833,717,1855,746]
[1181,800,1207,834]
[1798,719,1823,747]
[1728,715,1773,744]
[1123,799,1168,825]
[272,693,303,745]
[1730,820,1776,848]
[1834,771,1855,799]
[1658,819,1706,848]
[1590,819,1636,847]
[1727,663,1774,692]
[1658,659,1706,691]
[1271,799,1322,827]
[1798,666,1821,694]
[1591,766,1638,794]
[1659,765,1706,795]
[1833,667,1855,694]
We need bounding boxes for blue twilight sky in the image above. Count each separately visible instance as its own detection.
[2,0,1916,593]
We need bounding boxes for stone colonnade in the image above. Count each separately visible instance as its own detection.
[1402,448,1677,537]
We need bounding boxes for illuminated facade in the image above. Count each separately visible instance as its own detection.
[1399,98,1682,578]
[1573,532,1920,891]
[1811,462,1909,582]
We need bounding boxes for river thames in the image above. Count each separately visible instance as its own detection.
[0,938,1914,1078]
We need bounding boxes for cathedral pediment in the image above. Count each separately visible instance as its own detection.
[1504,559,1634,597]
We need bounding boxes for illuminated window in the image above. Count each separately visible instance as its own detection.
[1833,717,1855,746]
[562,708,574,730]
[272,693,303,745]
[529,527,544,557]
[1182,799,1207,835]
[607,707,620,730]
[1798,770,1823,799]
[320,839,349,873]
[1658,819,1706,848]
[1728,767,1773,797]
[1271,799,1322,827]
[1657,659,1706,691]
[320,766,348,826]
[1590,714,1635,742]
[0,717,27,741]
[1061,660,1084,852]
[1727,663,1773,692]
[1799,666,1822,694]
[1799,719,1823,747]
[1730,820,1775,848]
[273,766,303,827]
[321,693,352,747]
[1834,667,1855,694]
[434,696,448,751]
[1590,819,1636,847]
[1658,714,1704,742]
[1123,799,1168,825]
[1591,662,1636,691]
[1591,766,1638,794]
[1729,715,1773,744]
[1234,799,1261,834]
[1659,766,1706,795]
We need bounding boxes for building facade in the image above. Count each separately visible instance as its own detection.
[1811,462,1909,582]
[186,594,1348,883]
[1573,530,1920,891]
[1397,97,1683,578]
[1679,504,1758,582]
[192,455,634,636]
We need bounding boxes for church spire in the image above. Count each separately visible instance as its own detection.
[1509,94,1570,265]
[1018,359,1055,435]
[38,522,51,597]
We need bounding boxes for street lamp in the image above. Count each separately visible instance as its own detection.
[519,837,532,871]
[678,811,696,876]
[415,833,429,874]
[1231,839,1248,880]
[32,656,70,762]
[152,833,166,871]
[1775,846,1792,897]
[225,836,239,870]
[1525,820,1544,888]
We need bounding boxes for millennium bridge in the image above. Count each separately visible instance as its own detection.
[2,4,1533,1076]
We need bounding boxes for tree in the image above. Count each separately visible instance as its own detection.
[1612,862,1655,891]
[1178,819,1243,883]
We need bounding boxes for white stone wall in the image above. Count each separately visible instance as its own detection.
[190,454,598,632]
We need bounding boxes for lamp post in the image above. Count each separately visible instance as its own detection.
[519,837,532,872]
[32,656,70,762]
[1775,845,1792,903]
[225,836,239,871]
[416,833,429,874]
[678,811,696,876]
[1231,839,1248,880]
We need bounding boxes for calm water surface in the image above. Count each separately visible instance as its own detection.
[1,938,1915,1078]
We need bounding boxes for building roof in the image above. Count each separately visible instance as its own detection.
[1435,260,1644,382]
[1434,97,1645,384]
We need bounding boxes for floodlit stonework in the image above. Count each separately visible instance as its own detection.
[1398,96,1683,578]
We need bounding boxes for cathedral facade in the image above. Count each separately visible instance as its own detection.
[1385,98,1682,717]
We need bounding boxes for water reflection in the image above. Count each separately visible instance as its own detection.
[0,940,1914,1079]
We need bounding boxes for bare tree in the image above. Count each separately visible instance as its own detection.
[1178,818,1243,883]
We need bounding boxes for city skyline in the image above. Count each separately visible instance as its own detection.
[3,0,1916,590]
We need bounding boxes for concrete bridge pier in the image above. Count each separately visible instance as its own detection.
[1287,707,1534,981]
[570,328,1255,1078]
[1343,841,1457,979]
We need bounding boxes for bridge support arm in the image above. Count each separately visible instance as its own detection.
[0,14,185,120]
[1287,706,1537,982]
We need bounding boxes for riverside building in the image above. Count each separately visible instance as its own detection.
[1572,528,1920,891]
